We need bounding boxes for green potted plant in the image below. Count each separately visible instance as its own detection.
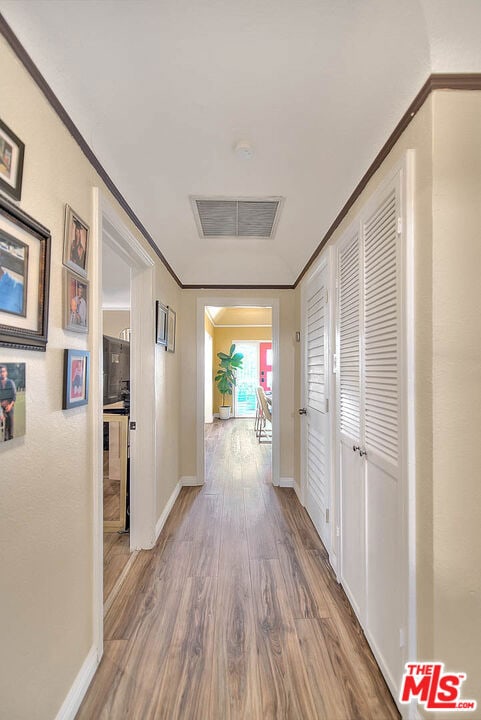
[215,343,243,419]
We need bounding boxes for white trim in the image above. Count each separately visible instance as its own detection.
[279,476,294,488]
[101,304,131,312]
[404,149,417,681]
[196,297,280,486]
[98,193,157,552]
[90,188,158,708]
[54,646,99,720]
[293,480,302,502]
[211,323,272,328]
[90,188,103,663]
[180,475,202,486]
[155,481,182,540]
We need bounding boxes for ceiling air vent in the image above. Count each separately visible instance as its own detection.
[191,197,283,238]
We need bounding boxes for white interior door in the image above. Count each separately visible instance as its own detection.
[302,264,330,550]
[362,184,403,692]
[338,227,365,619]
[337,173,406,701]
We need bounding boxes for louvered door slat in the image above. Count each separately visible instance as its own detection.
[307,283,326,413]
[363,189,399,466]
[339,232,361,441]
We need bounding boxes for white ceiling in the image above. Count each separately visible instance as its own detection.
[2,0,481,286]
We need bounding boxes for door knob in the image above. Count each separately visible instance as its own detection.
[298,408,307,415]
[352,444,360,452]
[359,448,367,457]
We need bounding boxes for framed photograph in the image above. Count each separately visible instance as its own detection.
[0,196,51,351]
[0,119,25,201]
[166,306,176,353]
[156,300,168,346]
[0,362,26,442]
[63,349,90,409]
[64,269,89,333]
[63,204,89,277]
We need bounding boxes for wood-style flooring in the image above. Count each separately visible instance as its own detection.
[77,419,400,720]
[103,531,131,602]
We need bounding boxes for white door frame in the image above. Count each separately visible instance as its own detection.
[196,297,280,485]
[91,188,156,660]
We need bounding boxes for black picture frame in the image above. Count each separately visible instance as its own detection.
[63,348,90,409]
[156,300,168,346]
[0,196,51,351]
[0,118,25,201]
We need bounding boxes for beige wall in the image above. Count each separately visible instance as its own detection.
[180,290,297,482]
[212,325,272,411]
[103,309,130,339]
[0,36,181,720]
[431,91,481,704]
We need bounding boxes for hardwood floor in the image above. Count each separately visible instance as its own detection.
[103,531,131,602]
[77,419,400,720]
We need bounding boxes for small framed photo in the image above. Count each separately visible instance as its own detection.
[166,306,176,353]
[0,119,25,201]
[0,362,26,441]
[63,205,89,278]
[63,349,90,409]
[0,196,51,351]
[156,300,168,346]
[64,269,89,333]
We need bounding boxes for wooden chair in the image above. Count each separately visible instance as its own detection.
[256,386,272,443]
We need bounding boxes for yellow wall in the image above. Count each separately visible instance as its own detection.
[0,35,181,719]
[212,326,272,411]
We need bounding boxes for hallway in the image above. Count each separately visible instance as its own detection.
[77,420,399,719]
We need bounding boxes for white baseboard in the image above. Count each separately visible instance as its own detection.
[54,645,99,720]
[155,481,182,541]
[180,476,202,486]
[279,476,294,488]
[293,480,303,503]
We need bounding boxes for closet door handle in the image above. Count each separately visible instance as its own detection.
[299,408,307,415]
[352,444,360,453]
[359,448,367,457]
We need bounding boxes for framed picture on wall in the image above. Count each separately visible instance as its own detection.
[0,118,25,201]
[0,195,51,351]
[0,362,26,441]
[63,349,90,409]
[166,306,176,353]
[63,205,89,278]
[64,268,89,333]
[155,300,168,346]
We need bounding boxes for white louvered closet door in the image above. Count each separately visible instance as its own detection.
[362,181,403,692]
[338,173,405,699]
[338,228,365,620]
[303,263,330,550]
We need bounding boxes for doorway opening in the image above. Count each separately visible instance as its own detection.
[101,241,132,606]
[92,189,156,660]
[201,302,277,486]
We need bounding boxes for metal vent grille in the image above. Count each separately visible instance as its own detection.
[192,198,282,238]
